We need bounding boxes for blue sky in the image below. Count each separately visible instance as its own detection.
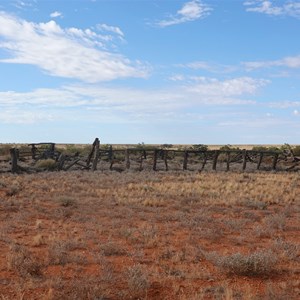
[0,0,300,144]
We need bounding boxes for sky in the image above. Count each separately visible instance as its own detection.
[0,0,300,145]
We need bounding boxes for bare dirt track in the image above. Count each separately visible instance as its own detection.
[0,171,299,299]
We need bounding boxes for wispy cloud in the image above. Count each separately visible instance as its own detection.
[0,12,148,82]
[156,0,212,27]
[12,0,36,10]
[186,76,268,98]
[243,54,300,70]
[244,1,300,18]
[179,61,237,73]
[50,11,63,18]
[0,76,265,124]
[97,23,124,37]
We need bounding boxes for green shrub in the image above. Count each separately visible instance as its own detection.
[219,144,241,151]
[35,159,57,170]
[0,144,13,156]
[292,145,300,156]
[192,144,208,151]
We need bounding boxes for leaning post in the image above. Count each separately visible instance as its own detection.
[242,150,247,171]
[212,150,219,171]
[92,138,100,171]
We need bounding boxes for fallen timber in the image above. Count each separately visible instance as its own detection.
[3,139,300,174]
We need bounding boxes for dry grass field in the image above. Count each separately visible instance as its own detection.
[0,170,299,299]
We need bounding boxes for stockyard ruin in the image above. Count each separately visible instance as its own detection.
[1,138,300,174]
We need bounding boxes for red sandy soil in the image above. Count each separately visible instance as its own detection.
[0,171,299,299]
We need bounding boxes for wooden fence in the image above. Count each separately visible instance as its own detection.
[3,138,300,174]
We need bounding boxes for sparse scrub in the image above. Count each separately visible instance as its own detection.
[0,171,299,299]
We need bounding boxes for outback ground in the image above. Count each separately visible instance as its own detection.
[0,170,299,299]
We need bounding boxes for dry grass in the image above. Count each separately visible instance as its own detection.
[0,171,299,299]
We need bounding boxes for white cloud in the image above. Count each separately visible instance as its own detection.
[0,109,53,124]
[243,54,300,71]
[156,0,212,27]
[293,109,300,115]
[0,12,148,82]
[180,61,237,73]
[97,23,124,37]
[186,76,268,97]
[50,11,63,18]
[12,0,36,10]
[268,100,300,108]
[244,1,300,18]
[169,74,185,81]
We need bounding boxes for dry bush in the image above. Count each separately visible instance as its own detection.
[265,214,286,231]
[239,199,268,210]
[5,184,21,197]
[100,241,127,256]
[57,196,77,208]
[48,241,69,265]
[207,249,278,276]
[126,264,150,295]
[7,244,42,277]
[272,238,300,261]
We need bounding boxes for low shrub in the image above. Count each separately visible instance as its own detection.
[207,249,277,276]
[126,264,150,294]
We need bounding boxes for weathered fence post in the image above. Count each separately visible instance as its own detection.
[226,152,230,171]
[87,139,96,167]
[10,148,18,173]
[92,138,100,171]
[212,150,219,171]
[125,149,130,170]
[242,150,247,171]
[164,150,168,171]
[153,149,158,171]
[272,153,279,170]
[57,154,66,170]
[108,145,113,161]
[200,152,207,172]
[257,153,263,170]
[30,144,37,159]
[183,151,188,170]
[50,143,55,158]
